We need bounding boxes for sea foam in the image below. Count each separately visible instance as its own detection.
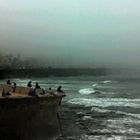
[102,80,112,84]
[68,98,140,108]
[79,88,96,95]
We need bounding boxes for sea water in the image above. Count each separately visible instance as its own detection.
[2,74,140,140]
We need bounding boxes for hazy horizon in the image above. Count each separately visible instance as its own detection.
[0,0,140,69]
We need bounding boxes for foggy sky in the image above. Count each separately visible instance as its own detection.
[0,0,140,68]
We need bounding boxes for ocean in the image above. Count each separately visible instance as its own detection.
[2,74,140,140]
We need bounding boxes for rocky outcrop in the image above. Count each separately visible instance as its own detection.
[0,85,65,140]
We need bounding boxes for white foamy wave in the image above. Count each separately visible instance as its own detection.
[91,127,140,137]
[80,134,127,140]
[92,83,103,90]
[102,91,116,95]
[82,116,92,120]
[115,111,140,120]
[92,83,98,87]
[102,80,112,84]
[68,98,140,108]
[91,107,140,120]
[79,88,96,95]
[107,118,140,125]
[91,107,111,113]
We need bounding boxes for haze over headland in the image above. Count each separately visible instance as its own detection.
[0,0,140,69]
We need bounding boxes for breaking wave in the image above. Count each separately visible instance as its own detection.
[92,83,98,87]
[91,107,140,120]
[102,80,112,84]
[79,88,96,95]
[68,98,140,108]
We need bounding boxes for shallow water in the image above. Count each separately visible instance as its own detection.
[2,74,140,140]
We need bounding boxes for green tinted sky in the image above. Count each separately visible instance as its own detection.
[0,0,140,68]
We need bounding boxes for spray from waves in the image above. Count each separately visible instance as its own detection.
[68,98,140,108]
[78,88,97,95]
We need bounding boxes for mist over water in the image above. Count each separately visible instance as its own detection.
[0,0,140,69]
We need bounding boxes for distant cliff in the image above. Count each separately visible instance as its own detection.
[0,68,108,78]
